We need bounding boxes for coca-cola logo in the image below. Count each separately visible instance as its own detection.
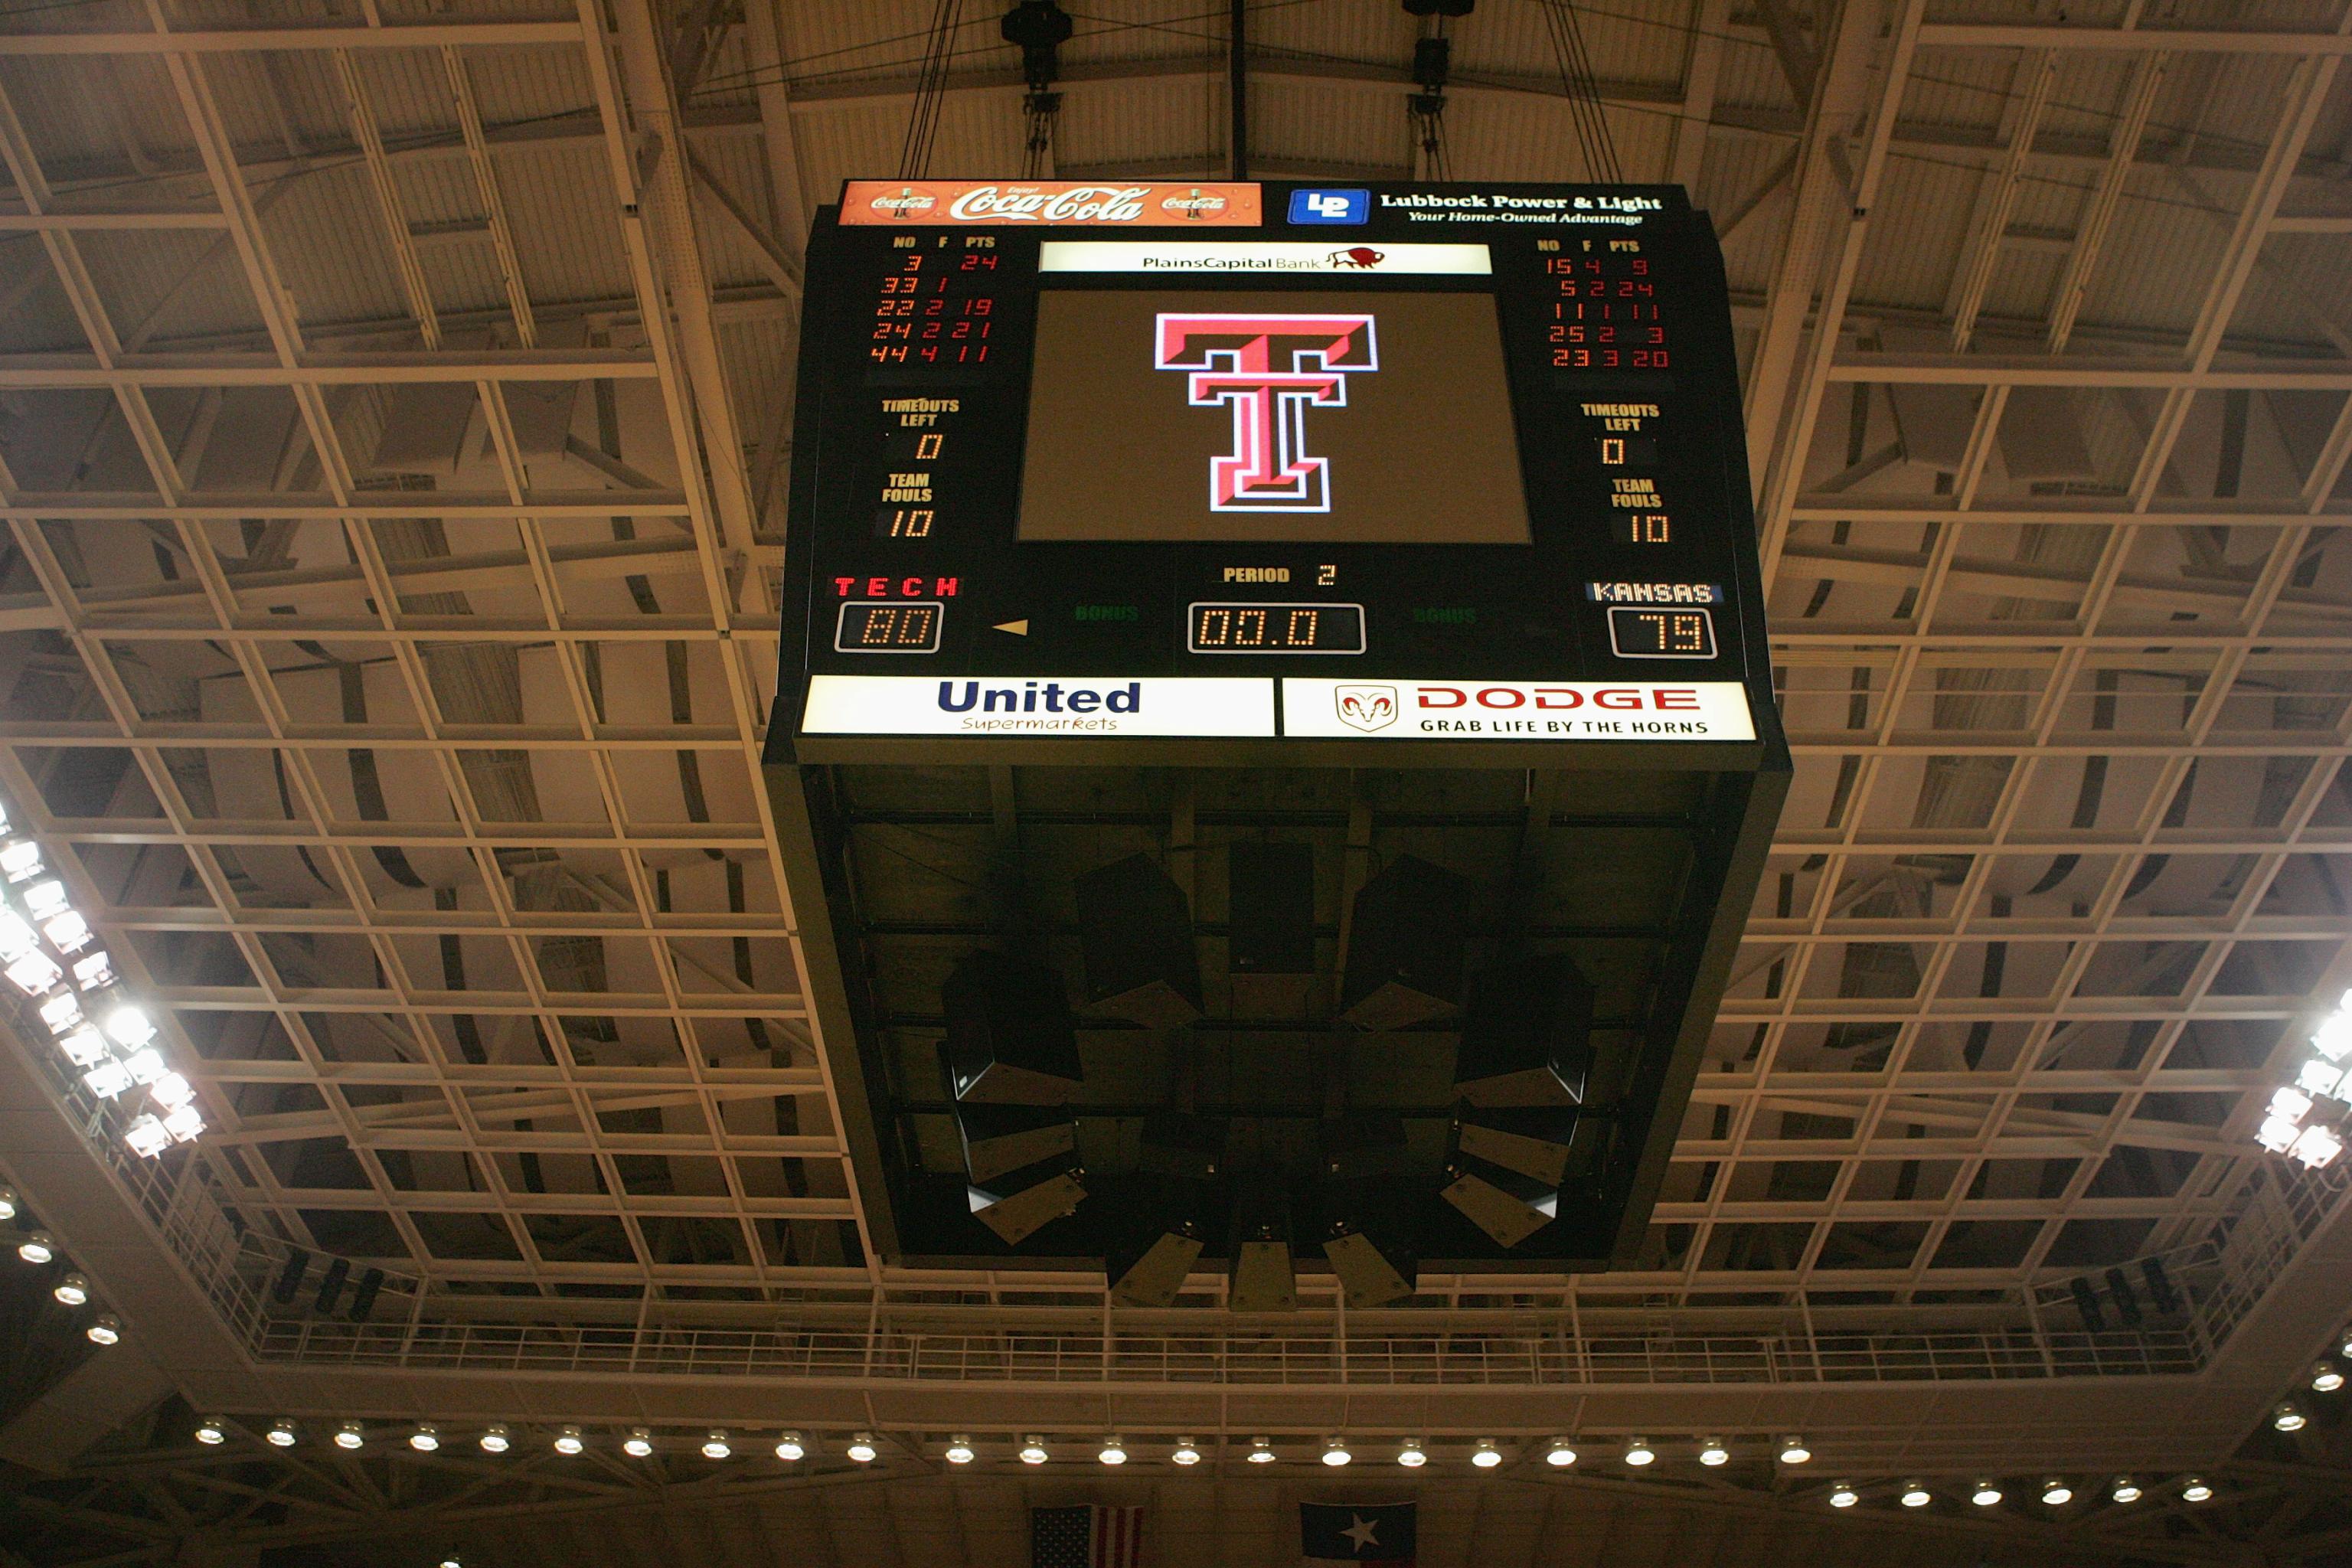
[867,187,936,217]
[1161,188,1228,218]
[945,184,1151,222]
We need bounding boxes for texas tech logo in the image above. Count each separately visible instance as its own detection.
[1334,684,1396,731]
[1154,314,1379,511]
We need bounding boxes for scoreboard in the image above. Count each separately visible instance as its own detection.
[771,180,1782,764]
[764,181,1788,1279]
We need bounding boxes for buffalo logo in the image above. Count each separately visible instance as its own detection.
[867,186,936,217]
[1154,313,1379,511]
[1162,188,1229,219]
[1334,684,1397,732]
[1328,246,1385,269]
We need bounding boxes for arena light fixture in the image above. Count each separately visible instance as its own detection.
[2183,1478,2213,1503]
[1623,1437,1655,1467]
[776,1432,805,1462]
[1828,1484,1858,1509]
[1021,1436,1050,1465]
[1472,1440,1503,1469]
[17,1231,54,1265]
[85,1314,119,1346]
[1544,1439,1576,1467]
[1778,1436,1812,1465]
[702,1431,732,1461]
[554,1426,584,1456]
[2314,1363,2344,1393]
[945,1436,975,1465]
[2040,1479,2073,1506]
[335,1423,364,1451]
[1900,1482,1931,1508]
[266,1420,297,1449]
[624,1429,654,1459]
[195,1417,225,1446]
[1171,1439,1201,1466]
[1099,1436,1127,1465]
[479,1426,510,1455]
[0,1186,15,1222]
[1396,1439,1426,1468]
[1698,1439,1728,1467]
[848,1433,879,1464]
[2275,1403,2308,1432]
[410,1425,440,1453]
[1247,1438,1276,1465]
[1971,1482,2001,1507]
[52,1272,88,1306]
[2112,1477,2141,1503]
[1321,1439,1351,1467]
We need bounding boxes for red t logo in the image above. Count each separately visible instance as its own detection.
[1154,314,1378,511]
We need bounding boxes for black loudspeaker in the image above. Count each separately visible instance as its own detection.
[1318,1178,1417,1308]
[348,1267,384,1323]
[1455,956,1595,1106]
[1318,1118,1406,1182]
[968,1159,1086,1246]
[1139,1114,1226,1180]
[271,1248,310,1305]
[1441,1159,1557,1249]
[1229,1194,1296,1312]
[1076,854,1200,1027]
[1229,843,1315,975]
[2144,1256,2181,1316]
[2071,1276,2107,1331]
[943,954,1084,1104]
[2105,1266,2143,1327]
[1340,856,1471,1029]
[1449,1106,1580,1186]
[1106,1181,1216,1308]
[313,1256,350,1316]
[956,1104,1079,1185]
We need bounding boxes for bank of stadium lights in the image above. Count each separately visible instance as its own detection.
[0,802,198,1161]
[2255,991,2352,1168]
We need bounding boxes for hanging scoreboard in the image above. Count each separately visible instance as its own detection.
[764,182,1788,1277]
[771,180,1784,765]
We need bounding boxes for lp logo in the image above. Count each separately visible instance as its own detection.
[1289,188,1368,224]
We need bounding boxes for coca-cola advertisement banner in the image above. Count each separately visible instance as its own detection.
[841,180,1263,227]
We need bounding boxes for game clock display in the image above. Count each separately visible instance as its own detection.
[773,180,1782,759]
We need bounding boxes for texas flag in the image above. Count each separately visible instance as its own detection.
[1301,1501,1416,1568]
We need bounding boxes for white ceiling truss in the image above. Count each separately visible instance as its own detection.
[3,0,2352,1537]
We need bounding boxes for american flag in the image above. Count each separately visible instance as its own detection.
[1031,1504,1143,1568]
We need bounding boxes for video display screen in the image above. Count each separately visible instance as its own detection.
[1016,289,1532,544]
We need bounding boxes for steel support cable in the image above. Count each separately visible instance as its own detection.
[896,0,959,180]
[1539,0,1621,182]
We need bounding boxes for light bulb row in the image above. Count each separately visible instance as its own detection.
[0,800,200,1159]
[5,1202,126,1345]
[1828,1475,2202,1510]
[2255,988,2352,1168]
[186,1423,1812,1471]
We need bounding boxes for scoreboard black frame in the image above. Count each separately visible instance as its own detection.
[763,180,1790,1277]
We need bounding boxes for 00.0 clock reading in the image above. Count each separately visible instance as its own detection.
[1187,602,1367,655]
